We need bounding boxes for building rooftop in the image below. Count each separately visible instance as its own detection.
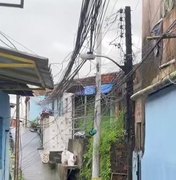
[0,46,53,96]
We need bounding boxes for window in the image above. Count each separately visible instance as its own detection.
[151,19,163,57]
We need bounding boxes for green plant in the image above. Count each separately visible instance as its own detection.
[30,117,39,128]
[100,113,125,180]
[80,113,125,180]
[19,169,25,180]
[81,138,93,179]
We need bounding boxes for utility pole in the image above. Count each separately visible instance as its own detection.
[14,95,20,180]
[124,6,134,180]
[92,28,102,179]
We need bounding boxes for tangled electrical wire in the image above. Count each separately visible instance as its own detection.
[44,0,108,103]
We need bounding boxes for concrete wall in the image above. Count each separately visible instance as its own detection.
[134,97,145,151]
[110,143,128,180]
[0,91,10,180]
[41,93,73,163]
[141,85,176,179]
[142,0,163,88]
[68,139,87,168]
[56,139,86,180]
[142,0,176,88]
[53,93,73,120]
[163,6,176,63]
[53,93,73,151]
[142,0,162,40]
[42,115,72,152]
[133,0,176,178]
[137,0,176,155]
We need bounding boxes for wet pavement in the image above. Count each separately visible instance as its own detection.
[20,128,60,180]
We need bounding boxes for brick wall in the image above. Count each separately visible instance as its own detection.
[111,143,128,180]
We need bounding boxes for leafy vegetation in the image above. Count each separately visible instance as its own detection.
[30,117,40,129]
[80,113,125,180]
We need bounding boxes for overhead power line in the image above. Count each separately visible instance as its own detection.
[45,0,105,102]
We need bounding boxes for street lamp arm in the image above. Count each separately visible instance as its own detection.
[95,55,124,71]
[80,53,125,71]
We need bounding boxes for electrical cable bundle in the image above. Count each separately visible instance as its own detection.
[44,0,105,103]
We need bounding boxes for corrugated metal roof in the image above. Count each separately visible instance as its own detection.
[0,46,53,96]
[0,80,33,96]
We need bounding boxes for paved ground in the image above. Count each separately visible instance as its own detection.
[20,128,60,180]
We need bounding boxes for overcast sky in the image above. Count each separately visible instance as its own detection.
[0,0,141,103]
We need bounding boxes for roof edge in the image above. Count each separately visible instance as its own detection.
[131,70,176,100]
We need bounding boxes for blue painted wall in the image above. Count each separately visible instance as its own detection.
[142,85,176,180]
[0,91,10,180]
[28,96,45,121]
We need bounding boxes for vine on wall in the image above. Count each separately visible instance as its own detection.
[80,113,125,180]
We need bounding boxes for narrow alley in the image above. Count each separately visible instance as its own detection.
[2,0,176,179]
[20,128,59,180]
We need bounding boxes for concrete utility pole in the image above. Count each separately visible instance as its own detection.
[81,6,134,180]
[14,95,20,180]
[92,29,102,179]
[124,6,134,180]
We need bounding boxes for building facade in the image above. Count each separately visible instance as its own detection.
[0,45,53,179]
[40,72,126,165]
[25,96,45,127]
[132,0,176,179]
[40,93,73,164]
[142,85,176,179]
[0,92,10,180]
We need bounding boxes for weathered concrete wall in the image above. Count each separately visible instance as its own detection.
[142,0,163,88]
[142,0,176,87]
[138,0,176,152]
[134,97,145,151]
[57,164,67,180]
[133,0,176,178]
[68,138,87,168]
[163,6,176,63]
[111,143,128,180]
[142,0,163,40]
[57,139,85,180]
[28,96,45,121]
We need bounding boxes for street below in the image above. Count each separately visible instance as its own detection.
[20,128,59,180]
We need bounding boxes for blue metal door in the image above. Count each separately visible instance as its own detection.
[142,85,176,180]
